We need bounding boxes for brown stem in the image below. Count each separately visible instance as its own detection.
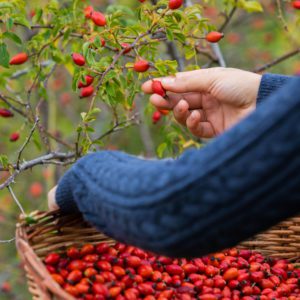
[253,48,300,73]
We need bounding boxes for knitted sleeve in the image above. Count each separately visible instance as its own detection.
[56,76,300,258]
[256,73,292,103]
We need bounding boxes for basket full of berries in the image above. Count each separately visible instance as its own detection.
[16,210,300,300]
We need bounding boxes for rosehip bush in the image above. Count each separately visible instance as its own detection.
[0,0,300,298]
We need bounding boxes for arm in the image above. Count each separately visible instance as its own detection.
[55,77,300,258]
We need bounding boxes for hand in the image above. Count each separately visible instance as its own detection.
[48,185,59,210]
[142,68,262,138]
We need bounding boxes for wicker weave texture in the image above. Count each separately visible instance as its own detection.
[16,211,300,300]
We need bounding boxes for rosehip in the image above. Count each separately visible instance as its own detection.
[51,274,64,286]
[96,260,112,271]
[152,80,166,97]
[9,52,28,65]
[133,60,150,72]
[205,31,224,43]
[67,270,82,284]
[0,108,14,118]
[121,43,132,54]
[138,265,153,278]
[80,86,94,98]
[152,111,161,124]
[293,0,300,9]
[113,266,126,277]
[92,283,109,296]
[223,267,238,281]
[84,6,94,18]
[67,247,80,259]
[91,11,107,26]
[78,75,94,88]
[10,132,20,142]
[168,0,183,9]
[44,253,60,265]
[67,260,86,271]
[72,53,85,66]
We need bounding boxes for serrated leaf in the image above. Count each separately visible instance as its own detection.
[3,32,22,45]
[0,43,9,68]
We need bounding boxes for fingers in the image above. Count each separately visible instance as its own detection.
[186,111,216,138]
[150,93,203,110]
[142,68,222,94]
[48,186,59,211]
[173,100,190,125]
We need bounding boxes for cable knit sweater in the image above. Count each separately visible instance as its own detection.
[56,73,300,258]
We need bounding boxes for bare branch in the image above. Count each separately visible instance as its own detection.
[0,94,27,118]
[0,238,15,244]
[218,1,238,33]
[253,48,300,73]
[16,118,39,169]
[7,186,25,215]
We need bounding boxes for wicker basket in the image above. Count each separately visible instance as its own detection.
[15,210,300,300]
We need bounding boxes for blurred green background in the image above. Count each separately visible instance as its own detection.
[0,0,299,298]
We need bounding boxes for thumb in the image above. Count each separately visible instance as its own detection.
[161,69,217,94]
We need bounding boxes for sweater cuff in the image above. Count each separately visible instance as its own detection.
[257,74,292,104]
[55,170,79,213]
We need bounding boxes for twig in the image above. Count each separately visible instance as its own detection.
[92,113,140,142]
[7,186,25,215]
[0,94,27,117]
[0,238,15,244]
[0,152,75,190]
[253,48,300,73]
[16,118,39,169]
[185,0,226,67]
[276,0,289,32]
[218,2,238,32]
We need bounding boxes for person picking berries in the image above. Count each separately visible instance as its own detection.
[48,68,300,258]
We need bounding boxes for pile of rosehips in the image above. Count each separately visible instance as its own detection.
[43,243,300,300]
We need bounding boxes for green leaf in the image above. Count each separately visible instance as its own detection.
[239,0,263,12]
[3,32,22,45]
[0,155,9,169]
[166,28,174,41]
[0,43,9,68]
[13,16,31,28]
[157,142,167,158]
[0,2,14,9]
[6,18,14,31]
[25,216,38,225]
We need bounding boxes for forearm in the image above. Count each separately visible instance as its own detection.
[56,77,300,258]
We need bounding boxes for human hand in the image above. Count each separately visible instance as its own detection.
[142,68,262,138]
[48,185,59,210]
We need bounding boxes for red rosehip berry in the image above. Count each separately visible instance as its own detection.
[293,0,300,9]
[72,53,85,66]
[168,0,183,9]
[0,108,14,118]
[121,43,132,54]
[84,6,94,18]
[152,111,162,124]
[9,52,28,65]
[205,31,224,43]
[133,60,150,72]
[9,132,20,142]
[78,75,94,88]
[44,253,60,265]
[91,11,107,27]
[80,86,94,98]
[152,80,166,97]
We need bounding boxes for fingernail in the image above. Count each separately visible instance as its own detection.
[162,77,176,86]
[191,111,198,120]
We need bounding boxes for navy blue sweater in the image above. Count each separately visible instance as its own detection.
[56,73,300,258]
